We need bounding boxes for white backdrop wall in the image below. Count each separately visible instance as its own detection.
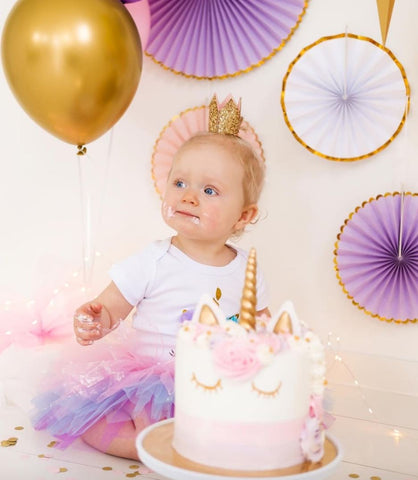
[1,0,417,361]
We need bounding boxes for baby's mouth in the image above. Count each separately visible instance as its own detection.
[176,210,200,224]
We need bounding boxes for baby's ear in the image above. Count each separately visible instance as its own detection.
[235,204,258,230]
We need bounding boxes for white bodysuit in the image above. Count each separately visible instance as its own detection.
[110,238,269,359]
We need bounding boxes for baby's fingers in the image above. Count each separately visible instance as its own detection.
[74,312,102,345]
[89,303,103,315]
[76,336,94,346]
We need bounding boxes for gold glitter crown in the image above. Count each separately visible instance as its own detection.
[208,94,243,136]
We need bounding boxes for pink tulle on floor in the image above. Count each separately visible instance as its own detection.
[31,323,174,448]
[0,263,88,353]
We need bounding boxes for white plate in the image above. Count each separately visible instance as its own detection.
[136,419,343,480]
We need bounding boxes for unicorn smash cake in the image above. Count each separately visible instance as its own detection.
[172,249,329,471]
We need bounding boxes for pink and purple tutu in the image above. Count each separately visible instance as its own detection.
[31,323,175,448]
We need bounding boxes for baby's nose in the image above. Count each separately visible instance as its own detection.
[181,189,198,205]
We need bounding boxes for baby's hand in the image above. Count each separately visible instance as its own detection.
[73,303,118,346]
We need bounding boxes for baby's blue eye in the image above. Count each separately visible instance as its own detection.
[175,180,186,188]
[204,187,217,196]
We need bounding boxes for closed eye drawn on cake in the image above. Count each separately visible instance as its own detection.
[191,372,222,392]
[251,381,282,398]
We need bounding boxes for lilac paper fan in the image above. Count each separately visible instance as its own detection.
[334,193,418,323]
[146,0,308,79]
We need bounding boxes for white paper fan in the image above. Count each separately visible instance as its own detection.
[281,34,410,161]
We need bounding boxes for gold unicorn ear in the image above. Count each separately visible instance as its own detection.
[239,248,257,331]
[199,304,220,326]
[273,311,293,335]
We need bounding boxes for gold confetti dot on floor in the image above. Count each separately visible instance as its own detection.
[349,475,360,479]
[129,465,140,469]
[370,477,381,480]
[47,441,57,448]
[1,437,18,447]
[58,467,68,473]
[14,426,24,430]
[102,467,113,471]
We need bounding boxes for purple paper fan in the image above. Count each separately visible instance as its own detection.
[335,193,418,323]
[146,0,307,79]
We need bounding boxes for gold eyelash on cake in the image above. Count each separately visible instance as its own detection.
[191,372,222,392]
[251,381,282,398]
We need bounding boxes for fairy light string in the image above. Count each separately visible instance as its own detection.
[326,332,409,444]
[327,332,376,417]
[0,251,104,341]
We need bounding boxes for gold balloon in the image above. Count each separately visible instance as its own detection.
[1,0,142,145]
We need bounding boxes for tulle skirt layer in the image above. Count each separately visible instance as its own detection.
[31,325,175,448]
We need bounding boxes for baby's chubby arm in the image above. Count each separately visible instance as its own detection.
[73,281,133,346]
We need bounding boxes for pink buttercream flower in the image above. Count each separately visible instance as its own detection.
[213,338,261,381]
[300,415,325,462]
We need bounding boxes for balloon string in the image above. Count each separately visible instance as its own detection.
[77,152,94,286]
[76,131,114,287]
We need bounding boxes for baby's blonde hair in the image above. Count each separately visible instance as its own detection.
[174,132,265,207]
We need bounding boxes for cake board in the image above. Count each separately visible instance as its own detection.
[136,419,343,480]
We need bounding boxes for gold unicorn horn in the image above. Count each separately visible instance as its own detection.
[239,248,257,331]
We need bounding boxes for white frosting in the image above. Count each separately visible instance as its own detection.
[175,330,311,421]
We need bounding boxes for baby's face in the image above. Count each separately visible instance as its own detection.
[162,142,246,243]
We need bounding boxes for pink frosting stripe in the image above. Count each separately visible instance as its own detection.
[173,409,306,470]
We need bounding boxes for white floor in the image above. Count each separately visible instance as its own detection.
[0,345,417,480]
[1,405,416,480]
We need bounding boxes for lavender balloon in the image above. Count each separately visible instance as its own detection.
[335,193,418,323]
[145,0,307,79]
